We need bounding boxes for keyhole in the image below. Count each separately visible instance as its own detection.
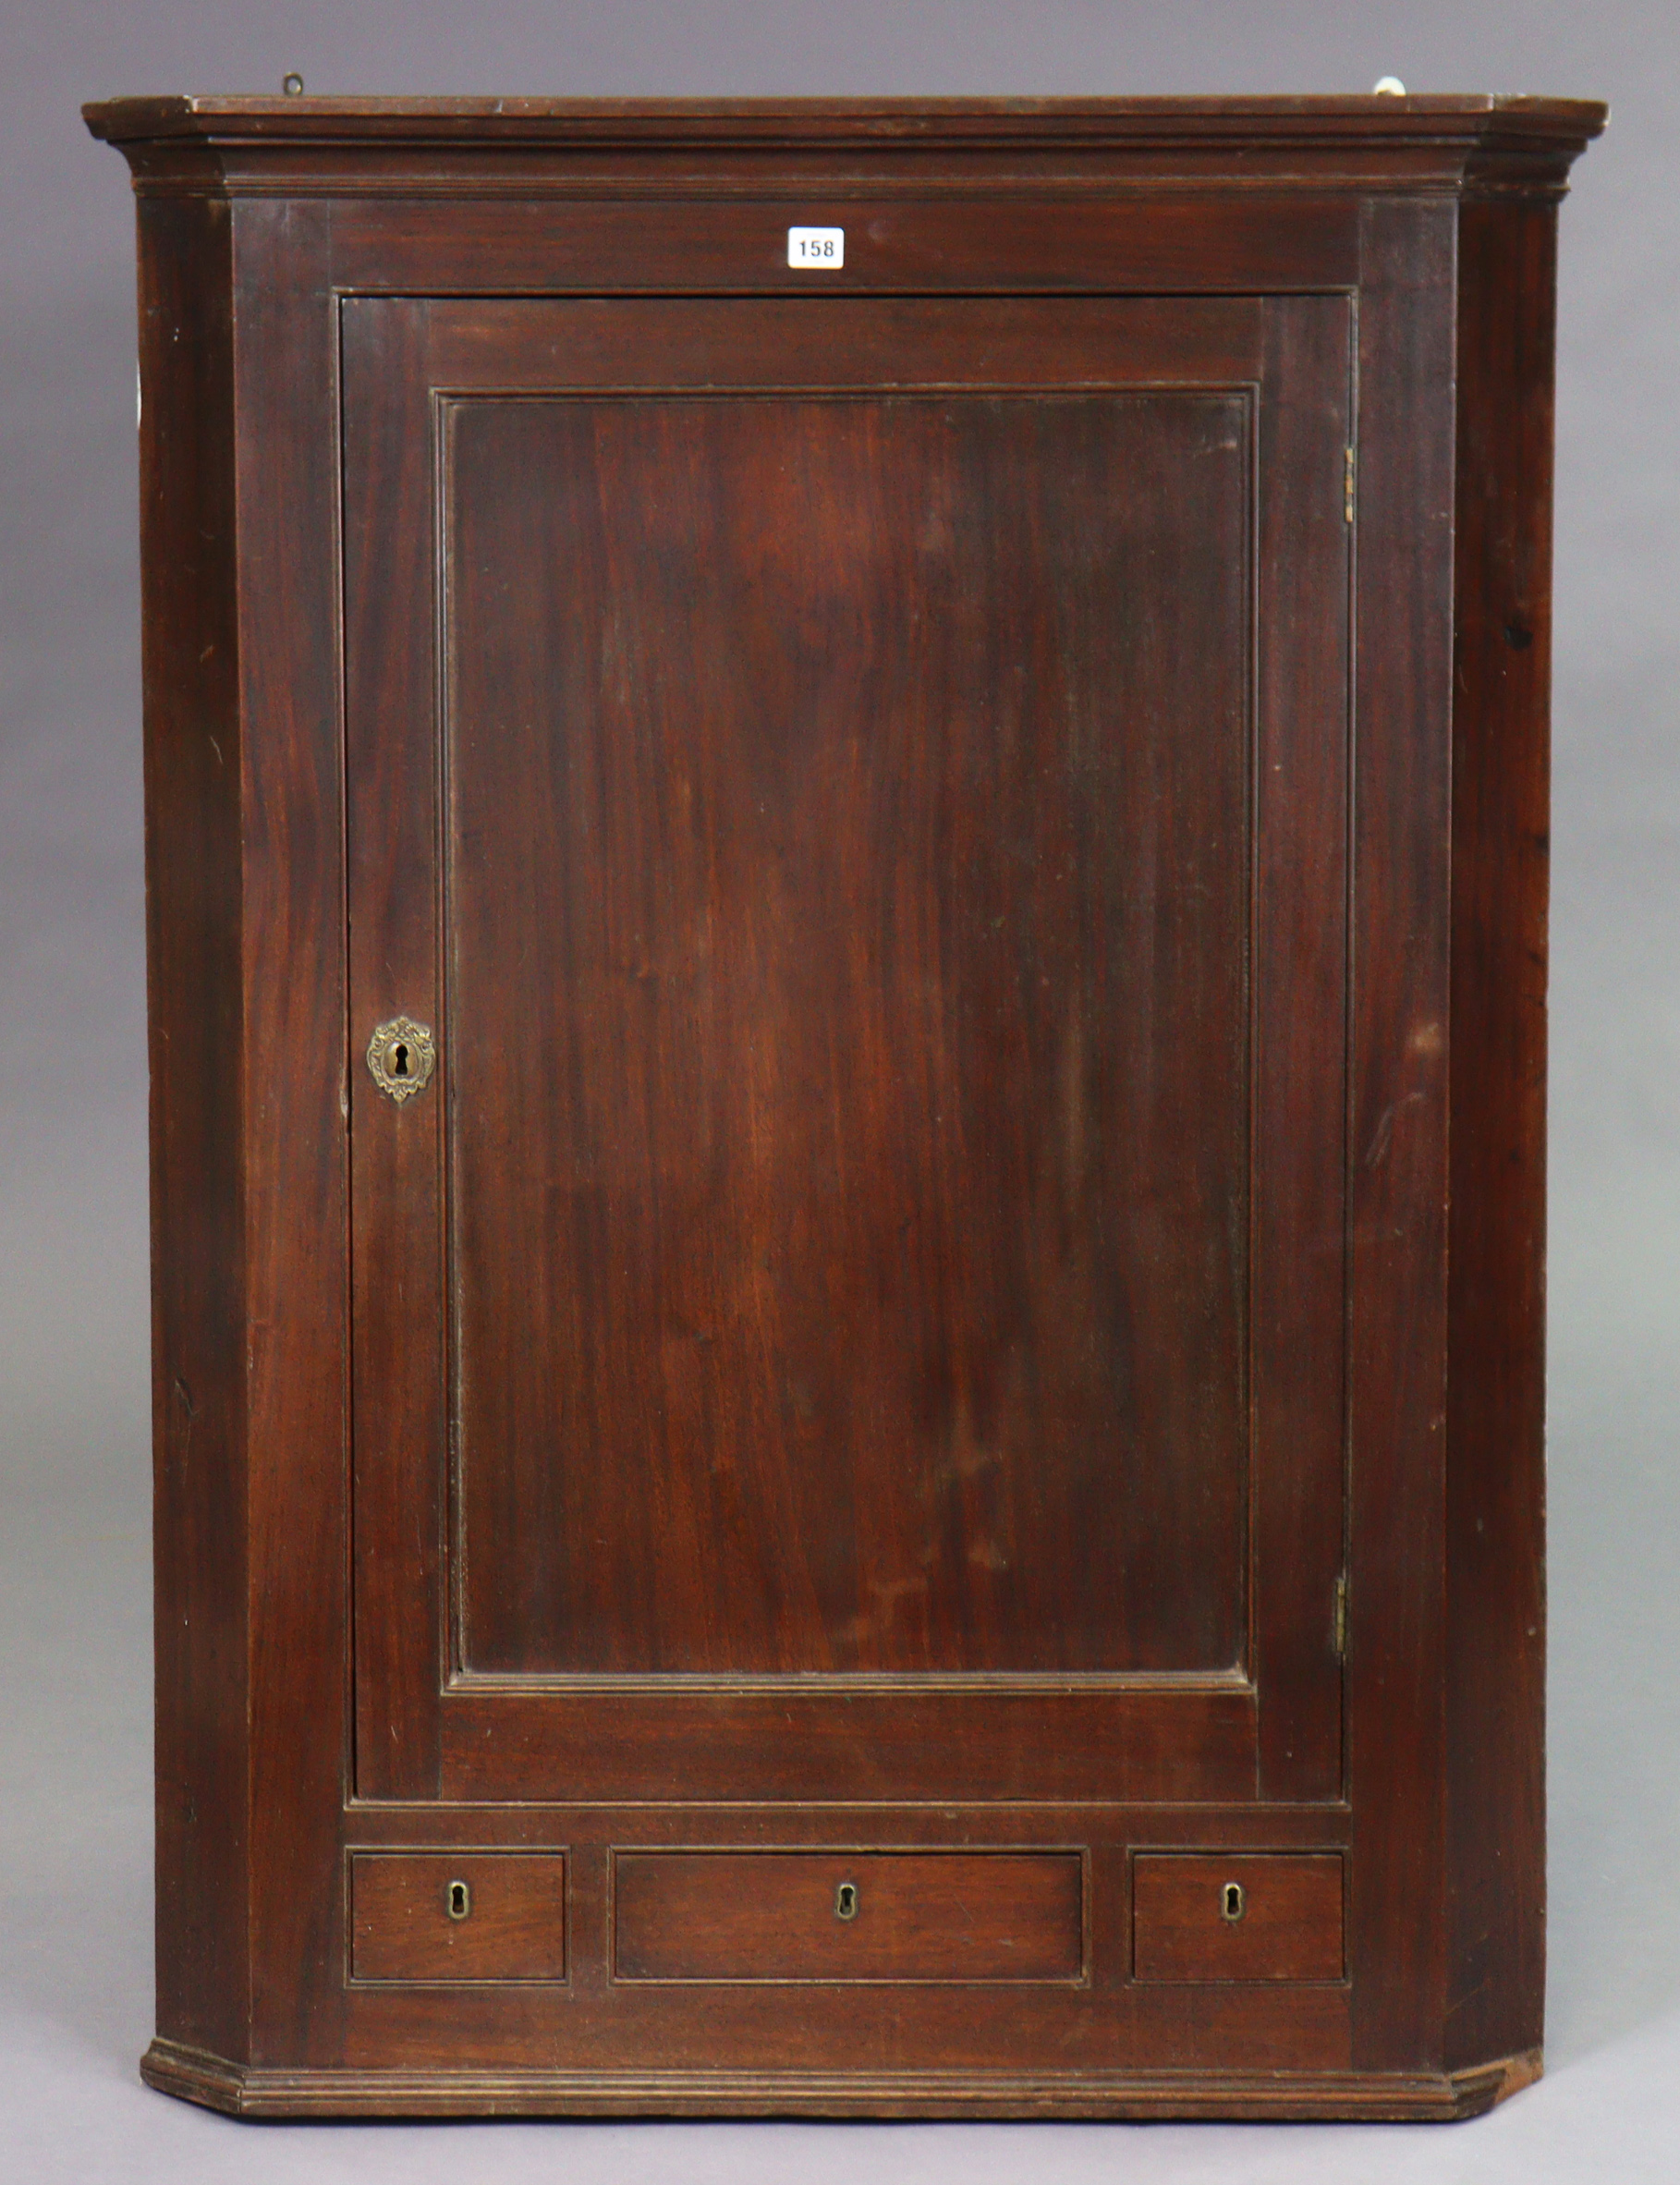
[445,1878,471,1922]
[834,1880,858,1922]
[1221,1880,1246,1924]
[393,1043,409,1078]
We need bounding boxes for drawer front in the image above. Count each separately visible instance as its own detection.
[615,1851,1084,1982]
[350,1852,566,1983]
[1132,1853,1344,1982]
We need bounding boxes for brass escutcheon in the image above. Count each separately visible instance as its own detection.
[367,1015,436,1104]
[834,1880,858,1922]
[445,1878,471,1922]
[1221,1880,1246,1924]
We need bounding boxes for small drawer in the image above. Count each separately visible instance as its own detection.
[1132,1853,1344,1983]
[350,1852,566,1983]
[615,1851,1083,1983]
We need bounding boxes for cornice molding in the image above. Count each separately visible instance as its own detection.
[84,95,1607,202]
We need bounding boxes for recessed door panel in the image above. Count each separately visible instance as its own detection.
[444,390,1249,1679]
[343,295,1348,1804]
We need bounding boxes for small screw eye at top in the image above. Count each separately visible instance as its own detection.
[283,73,305,97]
[1372,77,1406,96]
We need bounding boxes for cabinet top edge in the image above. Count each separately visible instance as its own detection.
[83,92,1608,152]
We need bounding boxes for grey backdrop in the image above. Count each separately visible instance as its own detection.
[3,3,1674,2179]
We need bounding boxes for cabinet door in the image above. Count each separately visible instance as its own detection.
[344,295,1349,1807]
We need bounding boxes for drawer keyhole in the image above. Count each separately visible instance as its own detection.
[445,1878,471,1922]
[1220,1880,1246,1924]
[834,1880,858,1922]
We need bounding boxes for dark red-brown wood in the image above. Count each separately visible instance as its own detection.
[351,1854,568,1984]
[445,382,1254,1684]
[1345,192,1458,2079]
[341,289,1350,1811]
[1443,194,1558,2076]
[138,189,250,2068]
[614,1853,1083,1982]
[87,94,1601,2120]
[1132,1854,1345,1983]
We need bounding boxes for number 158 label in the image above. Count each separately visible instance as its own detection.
[787,226,845,268]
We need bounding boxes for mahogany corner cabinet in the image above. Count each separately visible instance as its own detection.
[86,92,1603,2120]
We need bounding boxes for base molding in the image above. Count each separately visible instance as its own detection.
[141,2039,1543,2121]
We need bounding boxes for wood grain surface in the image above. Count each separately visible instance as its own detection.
[614,1852,1083,1982]
[343,289,1352,1808]
[351,1853,567,1984]
[137,189,250,2067]
[1132,1853,1345,1983]
[446,386,1250,1679]
[90,96,1599,2116]
[1443,194,1558,2074]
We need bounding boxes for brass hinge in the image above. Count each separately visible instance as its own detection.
[1344,446,1356,524]
[1333,1573,1348,1660]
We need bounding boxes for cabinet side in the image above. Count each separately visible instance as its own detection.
[1444,194,1557,2075]
[137,193,251,2062]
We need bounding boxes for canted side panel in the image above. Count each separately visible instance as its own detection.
[138,193,251,2063]
[1443,196,1557,2071]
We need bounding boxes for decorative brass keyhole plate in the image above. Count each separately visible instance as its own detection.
[834,1880,858,1922]
[367,1015,436,1104]
[445,1878,471,1921]
[1220,1880,1246,1924]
